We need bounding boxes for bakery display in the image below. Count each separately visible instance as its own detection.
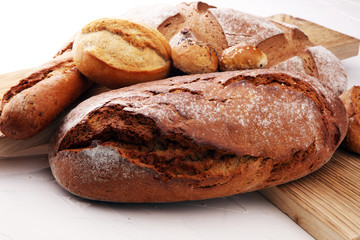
[73,18,172,89]
[0,1,354,204]
[340,86,360,154]
[0,51,91,139]
[49,70,348,202]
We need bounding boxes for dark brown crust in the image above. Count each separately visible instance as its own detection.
[0,51,91,139]
[49,70,348,202]
[126,1,347,95]
[340,86,360,154]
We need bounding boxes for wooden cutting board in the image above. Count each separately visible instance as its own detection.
[0,14,359,240]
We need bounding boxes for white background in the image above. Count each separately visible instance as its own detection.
[0,0,359,239]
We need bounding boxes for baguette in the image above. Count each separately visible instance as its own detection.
[0,51,91,139]
[49,69,348,203]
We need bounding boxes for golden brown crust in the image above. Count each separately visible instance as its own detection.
[73,18,172,89]
[340,86,360,154]
[0,51,91,139]
[124,1,347,95]
[171,38,218,74]
[220,45,267,71]
[49,70,348,202]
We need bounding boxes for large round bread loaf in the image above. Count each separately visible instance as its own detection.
[121,2,347,95]
[49,70,348,202]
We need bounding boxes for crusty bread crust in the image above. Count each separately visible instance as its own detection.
[340,86,360,154]
[73,18,172,89]
[171,38,219,74]
[0,51,91,139]
[49,70,348,202]
[122,2,347,95]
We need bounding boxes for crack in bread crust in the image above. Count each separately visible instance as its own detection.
[54,70,344,190]
[49,70,348,202]
[57,104,318,189]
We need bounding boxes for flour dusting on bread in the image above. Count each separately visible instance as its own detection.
[307,46,347,95]
[120,4,180,29]
[210,8,283,47]
[271,56,305,74]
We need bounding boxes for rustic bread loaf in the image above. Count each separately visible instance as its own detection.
[73,18,172,89]
[49,70,348,203]
[340,86,360,154]
[121,1,347,95]
[0,51,91,139]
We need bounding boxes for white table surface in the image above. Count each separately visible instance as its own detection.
[0,0,359,239]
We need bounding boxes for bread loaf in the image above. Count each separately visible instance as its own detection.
[49,70,348,203]
[0,51,91,139]
[340,86,360,154]
[121,2,347,95]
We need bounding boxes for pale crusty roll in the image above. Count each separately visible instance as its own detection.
[340,86,360,154]
[49,70,348,203]
[73,18,172,89]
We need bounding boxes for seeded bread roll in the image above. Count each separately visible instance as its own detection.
[49,70,348,203]
[220,44,268,71]
[340,86,360,154]
[171,38,219,74]
[73,18,172,89]
[121,1,347,95]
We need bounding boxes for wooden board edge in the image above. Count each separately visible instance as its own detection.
[259,186,347,240]
[268,14,360,60]
[259,148,360,240]
[329,41,360,60]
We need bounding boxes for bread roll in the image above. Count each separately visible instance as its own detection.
[0,51,90,139]
[220,44,267,71]
[49,70,348,203]
[73,18,172,89]
[171,38,218,74]
[340,86,360,154]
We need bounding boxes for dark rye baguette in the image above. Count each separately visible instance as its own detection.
[0,51,91,139]
[49,69,348,203]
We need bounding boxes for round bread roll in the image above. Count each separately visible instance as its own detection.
[121,2,347,95]
[73,18,172,89]
[340,86,360,154]
[171,38,218,74]
[220,44,268,71]
[49,70,348,203]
